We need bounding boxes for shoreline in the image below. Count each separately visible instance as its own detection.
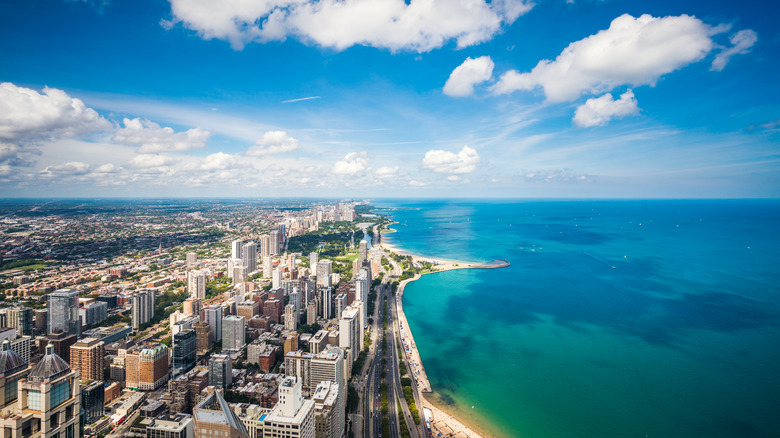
[381,237,509,438]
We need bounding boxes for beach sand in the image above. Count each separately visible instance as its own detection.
[383,238,507,438]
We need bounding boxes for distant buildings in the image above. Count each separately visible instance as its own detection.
[48,288,80,336]
[316,260,332,288]
[173,329,197,376]
[5,307,33,336]
[80,300,108,326]
[70,337,105,381]
[126,343,169,391]
[188,270,206,300]
[222,315,246,352]
[132,289,156,330]
[242,241,257,273]
[209,354,232,388]
[202,304,223,342]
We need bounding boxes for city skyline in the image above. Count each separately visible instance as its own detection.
[1,0,778,198]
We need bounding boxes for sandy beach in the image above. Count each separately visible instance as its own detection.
[382,237,508,438]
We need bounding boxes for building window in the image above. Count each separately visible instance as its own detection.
[4,378,17,403]
[27,390,41,410]
[65,424,74,438]
[50,380,71,409]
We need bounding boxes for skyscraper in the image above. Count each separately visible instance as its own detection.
[126,343,169,391]
[221,315,246,352]
[309,252,318,275]
[48,288,80,336]
[359,238,368,262]
[269,230,280,256]
[242,241,257,272]
[173,329,197,376]
[132,289,156,330]
[284,304,298,332]
[70,337,105,381]
[260,234,272,258]
[6,307,33,336]
[339,306,361,366]
[312,381,345,438]
[188,270,206,300]
[203,305,223,342]
[208,354,232,388]
[186,252,198,267]
[262,255,272,278]
[316,260,332,288]
[231,239,243,260]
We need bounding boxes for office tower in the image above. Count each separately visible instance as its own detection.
[194,322,211,353]
[183,297,202,316]
[125,343,169,391]
[203,305,223,342]
[34,309,48,333]
[334,294,346,320]
[6,307,33,336]
[242,242,257,272]
[284,350,313,390]
[316,261,332,288]
[272,268,282,290]
[81,380,105,426]
[193,390,248,438]
[12,344,81,438]
[263,377,315,438]
[260,234,272,258]
[262,256,272,278]
[307,301,317,325]
[359,238,368,261]
[320,287,332,320]
[70,337,105,381]
[132,289,156,330]
[232,265,248,285]
[309,252,318,275]
[284,304,298,332]
[312,381,344,438]
[80,301,108,326]
[310,347,345,396]
[222,315,246,352]
[188,270,206,300]
[173,329,197,376]
[339,306,361,366]
[48,288,80,336]
[186,252,198,266]
[269,230,281,255]
[231,239,243,260]
[208,354,232,388]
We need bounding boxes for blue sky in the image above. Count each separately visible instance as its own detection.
[0,0,778,198]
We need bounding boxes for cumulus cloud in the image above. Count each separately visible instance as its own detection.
[112,118,210,153]
[127,154,175,168]
[409,180,426,186]
[39,161,91,178]
[492,14,727,102]
[573,90,640,127]
[201,152,246,170]
[0,83,110,164]
[332,152,368,175]
[443,56,495,97]
[375,166,399,179]
[166,0,533,52]
[245,131,300,156]
[711,29,758,71]
[517,169,591,183]
[422,145,480,174]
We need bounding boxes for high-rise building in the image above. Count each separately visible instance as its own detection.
[193,390,248,438]
[338,306,361,366]
[263,377,314,438]
[237,301,260,320]
[173,329,197,376]
[132,289,156,330]
[272,269,282,290]
[232,265,248,285]
[359,238,368,262]
[11,344,81,438]
[284,350,314,390]
[260,235,272,258]
[247,340,278,372]
[222,316,246,352]
[309,252,318,275]
[316,261,332,288]
[45,331,77,364]
[312,381,344,438]
[262,256,272,278]
[242,242,257,273]
[194,322,211,354]
[48,288,80,336]
[70,337,105,381]
[306,301,317,325]
[186,252,198,267]
[203,305,223,342]
[263,300,283,324]
[310,347,345,397]
[183,297,202,316]
[334,294,346,320]
[269,230,280,256]
[80,300,108,326]
[188,270,206,300]
[231,240,243,260]
[126,343,169,391]
[284,304,298,332]
[6,307,33,336]
[208,354,232,388]
[320,287,332,320]
[34,309,48,334]
[81,380,105,426]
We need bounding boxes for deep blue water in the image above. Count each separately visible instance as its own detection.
[378,200,780,438]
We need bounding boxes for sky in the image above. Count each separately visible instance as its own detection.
[0,0,778,198]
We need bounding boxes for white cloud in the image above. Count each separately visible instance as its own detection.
[492,14,721,102]
[573,90,640,127]
[447,175,461,181]
[409,180,426,186]
[711,29,758,71]
[112,118,210,153]
[245,131,300,156]
[0,83,110,159]
[332,152,368,175]
[443,56,495,97]
[38,161,91,178]
[166,0,533,52]
[375,166,399,179]
[201,152,246,170]
[93,163,119,173]
[422,145,480,174]
[127,154,176,168]
[517,169,591,183]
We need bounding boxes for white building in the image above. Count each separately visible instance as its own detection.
[338,306,360,367]
[188,270,206,300]
[262,377,314,438]
[222,315,246,352]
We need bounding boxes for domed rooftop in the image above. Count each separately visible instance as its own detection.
[0,342,27,376]
[28,344,70,383]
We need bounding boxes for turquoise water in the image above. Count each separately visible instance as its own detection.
[380,200,780,438]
